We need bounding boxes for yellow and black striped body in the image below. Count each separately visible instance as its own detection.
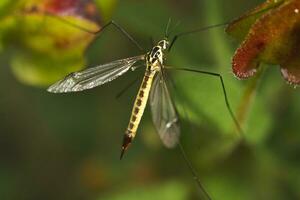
[122,70,156,150]
[121,39,169,158]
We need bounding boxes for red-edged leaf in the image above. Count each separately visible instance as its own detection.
[226,0,300,85]
[226,0,284,41]
[43,0,101,23]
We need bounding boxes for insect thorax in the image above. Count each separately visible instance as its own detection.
[146,40,169,72]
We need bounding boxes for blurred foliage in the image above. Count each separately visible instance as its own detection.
[1,0,300,200]
[96,0,118,22]
[0,0,101,86]
[98,181,188,200]
[226,0,300,85]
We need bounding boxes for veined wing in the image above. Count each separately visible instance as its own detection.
[149,71,180,148]
[47,55,145,93]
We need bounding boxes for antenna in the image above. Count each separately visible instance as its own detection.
[165,18,172,38]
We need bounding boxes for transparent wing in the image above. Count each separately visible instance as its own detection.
[47,55,145,93]
[150,71,180,148]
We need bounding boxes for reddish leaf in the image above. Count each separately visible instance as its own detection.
[226,0,300,85]
[226,0,284,41]
[44,0,101,23]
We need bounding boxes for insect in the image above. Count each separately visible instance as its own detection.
[47,16,243,200]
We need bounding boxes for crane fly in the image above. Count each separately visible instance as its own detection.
[48,38,180,158]
[46,16,244,200]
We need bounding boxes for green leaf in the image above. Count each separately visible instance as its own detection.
[0,0,101,86]
[96,0,118,22]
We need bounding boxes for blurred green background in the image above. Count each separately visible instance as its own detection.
[1,0,300,200]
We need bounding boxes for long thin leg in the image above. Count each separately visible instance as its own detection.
[45,13,144,52]
[165,66,244,138]
[168,22,228,52]
[167,4,283,52]
[115,77,140,99]
[162,70,211,200]
[114,64,145,99]
[179,142,212,200]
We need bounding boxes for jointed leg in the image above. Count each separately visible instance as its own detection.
[168,22,228,52]
[97,21,144,51]
[167,6,278,52]
[169,79,212,200]
[178,142,212,200]
[46,13,144,52]
[160,64,212,200]
[115,77,140,99]
[165,66,244,138]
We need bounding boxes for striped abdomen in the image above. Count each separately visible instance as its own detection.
[121,70,156,158]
